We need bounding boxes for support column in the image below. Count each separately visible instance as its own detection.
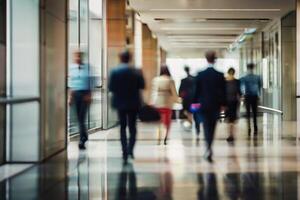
[297,0,300,139]
[40,0,67,159]
[103,0,126,128]
[142,25,159,103]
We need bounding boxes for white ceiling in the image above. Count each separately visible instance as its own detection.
[129,0,295,57]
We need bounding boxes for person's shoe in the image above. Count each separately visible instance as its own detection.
[226,136,234,143]
[157,140,161,145]
[204,153,213,163]
[128,153,135,160]
[164,139,168,145]
[204,149,213,163]
[78,141,86,150]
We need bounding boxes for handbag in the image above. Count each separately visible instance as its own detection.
[139,105,161,122]
[190,103,204,123]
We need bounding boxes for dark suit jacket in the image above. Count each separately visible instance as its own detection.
[109,64,145,110]
[179,75,196,100]
[194,67,226,114]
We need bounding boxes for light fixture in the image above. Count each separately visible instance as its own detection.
[244,28,257,34]
[150,8,281,12]
[161,27,245,31]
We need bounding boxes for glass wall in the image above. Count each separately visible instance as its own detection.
[88,0,103,129]
[6,0,40,162]
[0,0,6,164]
[68,0,103,135]
[237,21,282,112]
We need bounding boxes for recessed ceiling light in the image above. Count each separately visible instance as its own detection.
[244,28,257,34]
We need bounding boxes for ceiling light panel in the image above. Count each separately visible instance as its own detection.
[150,8,281,12]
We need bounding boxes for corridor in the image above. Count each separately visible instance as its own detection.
[1,115,299,200]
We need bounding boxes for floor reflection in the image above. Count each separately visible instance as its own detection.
[0,115,299,200]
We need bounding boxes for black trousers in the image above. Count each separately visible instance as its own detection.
[118,110,138,159]
[74,91,89,143]
[203,112,218,152]
[245,95,258,132]
[193,112,201,135]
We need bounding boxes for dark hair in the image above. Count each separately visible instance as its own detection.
[205,51,217,63]
[228,67,235,75]
[247,63,255,70]
[119,50,132,63]
[160,65,171,76]
[184,66,190,74]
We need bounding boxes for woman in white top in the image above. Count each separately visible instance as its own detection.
[151,66,181,145]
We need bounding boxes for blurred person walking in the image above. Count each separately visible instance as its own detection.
[68,50,92,150]
[109,50,145,164]
[225,68,241,143]
[240,63,262,137]
[179,66,201,137]
[194,51,226,162]
[151,66,181,145]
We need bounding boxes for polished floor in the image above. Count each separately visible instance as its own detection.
[1,114,300,200]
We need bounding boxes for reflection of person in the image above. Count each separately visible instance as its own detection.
[109,50,145,164]
[116,163,158,200]
[151,66,181,145]
[198,173,219,200]
[240,63,262,137]
[194,51,226,162]
[224,147,241,200]
[179,66,201,136]
[69,50,92,150]
[156,158,173,200]
[117,163,137,200]
[225,68,241,143]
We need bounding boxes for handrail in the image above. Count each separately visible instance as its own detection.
[258,106,283,114]
[0,97,40,104]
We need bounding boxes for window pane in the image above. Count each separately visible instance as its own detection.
[0,0,6,165]
[10,102,39,162]
[11,0,39,97]
[80,0,88,54]
[68,0,79,135]
[0,0,5,97]
[69,0,78,62]
[88,1,102,129]
[89,0,102,18]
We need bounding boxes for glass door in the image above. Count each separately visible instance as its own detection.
[68,0,103,136]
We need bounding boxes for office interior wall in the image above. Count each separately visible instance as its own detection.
[282,11,297,121]
[40,0,67,159]
[142,24,159,103]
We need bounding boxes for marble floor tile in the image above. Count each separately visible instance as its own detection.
[0,114,300,199]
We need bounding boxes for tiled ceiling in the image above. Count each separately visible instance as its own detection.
[129,0,295,56]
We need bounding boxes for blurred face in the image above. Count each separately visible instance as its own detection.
[228,71,235,76]
[73,52,82,64]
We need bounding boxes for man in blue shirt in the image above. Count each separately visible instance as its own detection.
[240,63,262,137]
[68,51,91,149]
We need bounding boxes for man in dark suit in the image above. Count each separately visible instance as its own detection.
[194,51,226,162]
[109,50,145,164]
[179,66,201,136]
